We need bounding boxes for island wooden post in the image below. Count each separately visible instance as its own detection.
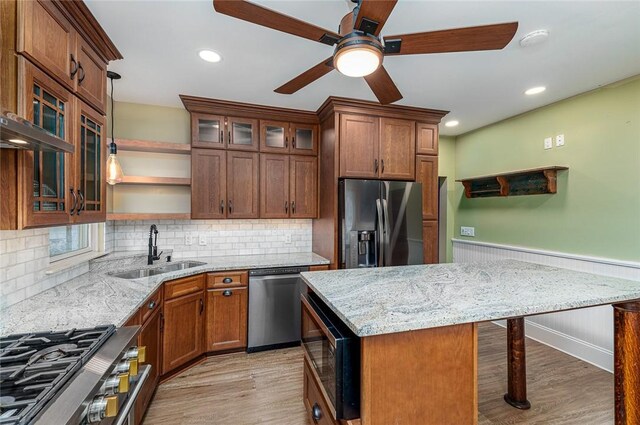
[504,317,531,409]
[613,301,640,425]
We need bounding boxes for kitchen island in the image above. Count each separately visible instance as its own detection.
[300,260,640,425]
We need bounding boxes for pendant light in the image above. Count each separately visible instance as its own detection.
[106,71,124,185]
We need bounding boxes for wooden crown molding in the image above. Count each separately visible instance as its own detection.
[179,95,319,124]
[317,96,449,123]
[56,0,122,62]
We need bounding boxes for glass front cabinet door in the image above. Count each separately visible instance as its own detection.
[226,117,258,151]
[260,121,289,153]
[19,59,74,228]
[74,100,106,223]
[290,123,318,156]
[192,113,225,148]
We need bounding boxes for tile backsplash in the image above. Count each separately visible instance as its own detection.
[109,219,313,258]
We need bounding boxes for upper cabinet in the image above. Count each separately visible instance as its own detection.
[416,122,438,155]
[192,114,259,151]
[339,114,415,180]
[260,121,318,155]
[18,0,110,114]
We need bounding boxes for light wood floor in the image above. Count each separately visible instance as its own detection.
[143,323,613,425]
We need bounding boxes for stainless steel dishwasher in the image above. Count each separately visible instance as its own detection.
[248,266,309,352]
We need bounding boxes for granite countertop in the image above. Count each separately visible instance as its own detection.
[1,252,329,336]
[300,260,640,337]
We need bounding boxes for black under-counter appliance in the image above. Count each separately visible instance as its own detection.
[301,292,360,421]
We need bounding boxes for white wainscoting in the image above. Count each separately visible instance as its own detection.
[452,238,640,373]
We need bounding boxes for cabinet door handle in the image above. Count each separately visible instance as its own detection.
[222,277,233,284]
[291,201,296,214]
[222,290,232,297]
[311,403,323,421]
[228,130,232,144]
[292,136,296,148]
[77,190,84,215]
[374,159,379,173]
[148,300,156,310]
[78,62,85,84]
[200,298,204,315]
[284,201,288,214]
[70,54,78,79]
[228,200,233,214]
[285,136,288,148]
[220,200,225,214]
[70,188,78,215]
[381,159,385,174]
[220,130,223,142]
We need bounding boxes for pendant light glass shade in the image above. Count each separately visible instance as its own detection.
[106,143,124,185]
[106,71,123,185]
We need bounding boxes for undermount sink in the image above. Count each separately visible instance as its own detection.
[110,261,206,280]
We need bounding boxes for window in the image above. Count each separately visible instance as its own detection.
[49,223,101,261]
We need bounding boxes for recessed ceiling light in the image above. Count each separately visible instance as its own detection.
[525,86,546,95]
[445,120,459,127]
[198,49,222,63]
[8,138,28,145]
[520,30,549,48]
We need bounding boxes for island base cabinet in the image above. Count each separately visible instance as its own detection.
[206,287,248,352]
[360,323,477,425]
[134,307,162,425]
[303,357,338,425]
[162,291,204,375]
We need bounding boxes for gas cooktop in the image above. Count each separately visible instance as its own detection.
[0,326,115,424]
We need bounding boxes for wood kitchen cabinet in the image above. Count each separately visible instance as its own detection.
[422,220,439,264]
[191,113,258,151]
[18,0,108,114]
[260,154,318,218]
[162,275,205,375]
[339,114,415,180]
[191,149,259,219]
[206,287,248,352]
[260,121,318,155]
[416,122,438,155]
[135,305,162,425]
[191,149,226,219]
[416,155,438,221]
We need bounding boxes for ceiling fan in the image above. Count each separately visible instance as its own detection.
[213,0,518,104]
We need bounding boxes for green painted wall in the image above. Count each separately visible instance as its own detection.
[453,77,640,261]
[110,101,190,144]
[438,136,456,262]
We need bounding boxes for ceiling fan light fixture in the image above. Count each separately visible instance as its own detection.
[334,33,383,78]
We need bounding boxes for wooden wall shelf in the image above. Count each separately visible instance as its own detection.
[457,166,568,198]
[120,176,191,186]
[107,213,191,221]
[114,138,191,155]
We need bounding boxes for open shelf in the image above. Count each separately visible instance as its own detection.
[120,176,191,186]
[114,138,191,155]
[457,166,568,198]
[107,213,191,221]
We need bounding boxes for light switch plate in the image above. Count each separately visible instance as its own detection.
[544,137,553,150]
[185,234,192,246]
[555,134,565,146]
[461,226,475,237]
[285,233,292,244]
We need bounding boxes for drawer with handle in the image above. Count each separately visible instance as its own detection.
[207,271,248,289]
[164,274,205,300]
[140,287,163,324]
[303,356,337,425]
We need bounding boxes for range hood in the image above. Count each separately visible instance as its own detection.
[0,113,74,153]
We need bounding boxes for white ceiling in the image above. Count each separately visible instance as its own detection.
[86,0,640,136]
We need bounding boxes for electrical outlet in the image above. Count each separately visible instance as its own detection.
[544,137,553,150]
[555,134,565,147]
[198,234,207,246]
[460,226,475,237]
[185,233,192,246]
[285,233,292,244]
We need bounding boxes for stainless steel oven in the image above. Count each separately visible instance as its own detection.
[301,292,359,421]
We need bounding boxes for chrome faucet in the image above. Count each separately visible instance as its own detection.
[148,224,163,265]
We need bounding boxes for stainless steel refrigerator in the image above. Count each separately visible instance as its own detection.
[339,179,424,269]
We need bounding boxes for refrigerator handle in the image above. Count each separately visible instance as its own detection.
[376,198,384,267]
[382,198,390,266]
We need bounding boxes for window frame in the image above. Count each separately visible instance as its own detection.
[49,223,103,263]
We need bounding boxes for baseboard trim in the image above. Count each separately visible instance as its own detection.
[451,238,640,270]
[492,319,613,373]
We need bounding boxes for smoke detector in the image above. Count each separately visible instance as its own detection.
[520,30,549,47]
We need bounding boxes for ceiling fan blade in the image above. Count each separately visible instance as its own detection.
[384,22,519,55]
[275,57,335,94]
[353,0,398,36]
[213,0,341,46]
[363,66,403,104]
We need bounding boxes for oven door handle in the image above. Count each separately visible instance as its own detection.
[113,364,151,425]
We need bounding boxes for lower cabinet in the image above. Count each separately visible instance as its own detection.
[423,220,439,264]
[134,306,162,425]
[206,287,248,352]
[162,290,204,375]
[303,357,336,425]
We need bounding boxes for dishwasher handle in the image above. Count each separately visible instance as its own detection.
[249,266,309,277]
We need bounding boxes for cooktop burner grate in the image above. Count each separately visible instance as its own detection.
[0,325,115,425]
